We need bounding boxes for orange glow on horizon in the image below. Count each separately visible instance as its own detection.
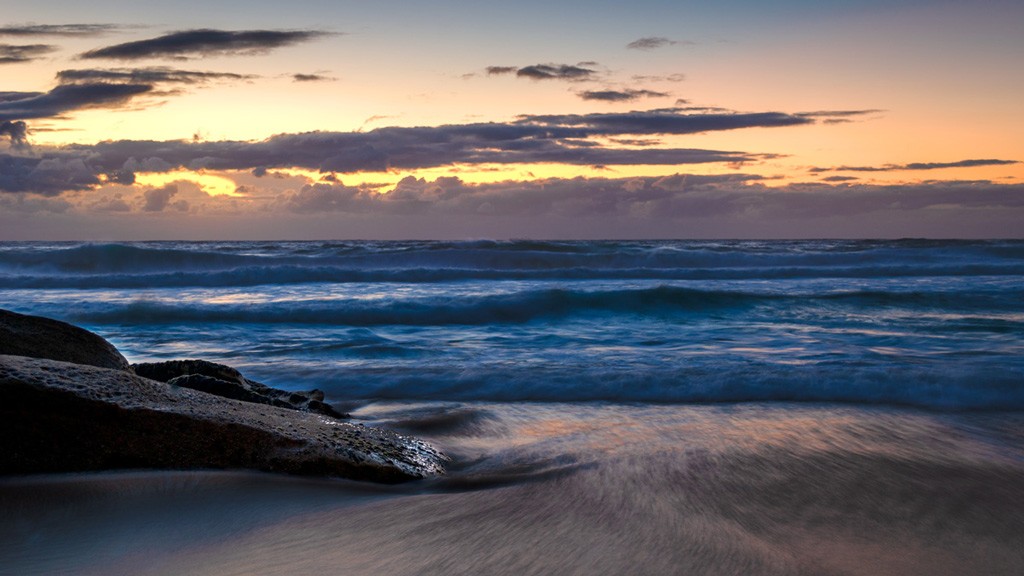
[133,170,241,197]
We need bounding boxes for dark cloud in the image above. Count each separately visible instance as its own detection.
[578,89,669,102]
[0,107,866,195]
[75,128,761,176]
[278,174,1024,224]
[902,159,1018,170]
[0,24,124,37]
[0,192,72,215]
[480,64,599,81]
[0,154,102,195]
[80,29,328,60]
[0,82,153,122]
[0,91,44,102]
[105,168,136,185]
[282,173,768,217]
[516,64,595,81]
[632,73,686,83]
[1,66,257,148]
[57,67,256,84]
[0,120,29,148]
[292,73,335,82]
[626,37,692,50]
[8,163,1024,238]
[821,175,858,182]
[485,66,517,76]
[90,194,132,212]
[798,109,884,118]
[0,43,57,64]
[815,158,1019,172]
[791,110,881,126]
[142,184,179,211]
[517,108,815,134]
[610,138,662,147]
[677,105,731,114]
[796,110,882,125]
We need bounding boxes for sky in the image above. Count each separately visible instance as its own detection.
[1,0,1022,239]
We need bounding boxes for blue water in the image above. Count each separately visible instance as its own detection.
[1,239,1022,410]
[4,239,1024,575]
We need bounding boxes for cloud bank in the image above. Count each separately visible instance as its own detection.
[0,43,57,64]
[57,67,256,84]
[5,171,1022,240]
[0,24,123,37]
[812,159,1019,173]
[0,82,152,122]
[0,106,877,195]
[484,64,597,81]
[292,73,335,82]
[0,120,29,148]
[578,89,669,102]
[276,175,1024,223]
[626,37,691,50]
[80,29,328,60]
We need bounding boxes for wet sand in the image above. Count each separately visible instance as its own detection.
[3,402,1023,575]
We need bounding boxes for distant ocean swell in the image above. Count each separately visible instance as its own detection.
[51,286,1024,326]
[3,264,1024,288]
[2,240,1024,288]
[1,239,1022,411]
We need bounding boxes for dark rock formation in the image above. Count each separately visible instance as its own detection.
[0,355,446,482]
[167,374,276,405]
[132,359,247,386]
[133,359,347,419]
[0,309,130,371]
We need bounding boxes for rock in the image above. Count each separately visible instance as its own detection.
[166,374,271,404]
[133,359,247,387]
[0,309,130,371]
[0,355,447,483]
[134,359,348,419]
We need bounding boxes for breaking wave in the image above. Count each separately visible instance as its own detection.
[2,240,1023,288]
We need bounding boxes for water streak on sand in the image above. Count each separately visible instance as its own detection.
[3,404,1023,575]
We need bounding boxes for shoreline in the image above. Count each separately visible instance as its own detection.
[4,400,1023,576]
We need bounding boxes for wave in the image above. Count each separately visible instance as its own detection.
[262,360,1024,411]
[2,240,1023,288]
[0,243,267,272]
[59,285,1024,327]
[2,263,1024,288]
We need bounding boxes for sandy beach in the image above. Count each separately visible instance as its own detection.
[4,402,1023,575]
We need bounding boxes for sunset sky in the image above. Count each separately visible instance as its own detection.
[1,0,1022,239]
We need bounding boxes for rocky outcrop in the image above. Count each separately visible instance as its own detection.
[0,355,446,482]
[0,309,130,371]
[132,359,347,419]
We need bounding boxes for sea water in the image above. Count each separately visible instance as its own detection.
[1,240,1023,575]
[1,239,1023,409]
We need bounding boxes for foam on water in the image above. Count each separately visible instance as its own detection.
[1,239,1022,410]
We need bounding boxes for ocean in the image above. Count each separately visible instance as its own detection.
[2,239,1023,575]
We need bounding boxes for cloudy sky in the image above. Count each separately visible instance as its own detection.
[1,0,1022,239]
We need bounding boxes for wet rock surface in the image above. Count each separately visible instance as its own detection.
[133,359,348,419]
[0,309,130,371]
[0,308,445,483]
[0,355,447,482]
